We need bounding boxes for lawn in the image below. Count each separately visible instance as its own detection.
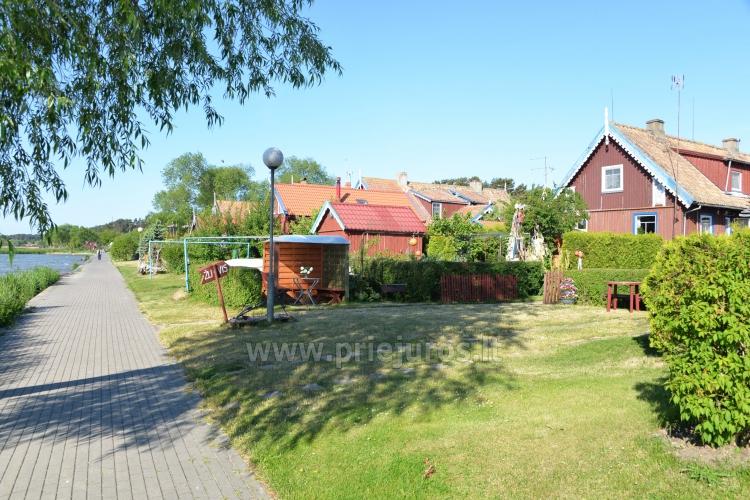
[117,261,750,498]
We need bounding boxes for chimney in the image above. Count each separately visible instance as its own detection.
[469,179,483,193]
[397,171,408,190]
[335,177,341,201]
[723,138,740,155]
[646,119,665,136]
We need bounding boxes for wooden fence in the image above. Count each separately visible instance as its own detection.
[440,274,518,303]
[543,270,563,304]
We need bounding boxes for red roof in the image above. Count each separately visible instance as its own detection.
[275,183,413,216]
[324,203,426,234]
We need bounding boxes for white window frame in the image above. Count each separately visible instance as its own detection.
[699,214,713,235]
[431,202,443,219]
[601,164,623,193]
[730,171,742,193]
[725,217,733,235]
[633,213,657,234]
[576,218,588,231]
[652,180,666,206]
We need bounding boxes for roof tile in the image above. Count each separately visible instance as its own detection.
[327,203,426,234]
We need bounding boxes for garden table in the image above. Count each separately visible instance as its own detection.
[293,276,320,305]
[606,281,641,313]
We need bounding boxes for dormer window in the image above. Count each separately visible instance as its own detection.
[730,171,742,193]
[601,165,623,193]
[432,202,443,219]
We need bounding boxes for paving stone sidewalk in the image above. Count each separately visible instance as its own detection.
[0,255,269,499]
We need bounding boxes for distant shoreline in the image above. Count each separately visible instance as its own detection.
[0,248,92,255]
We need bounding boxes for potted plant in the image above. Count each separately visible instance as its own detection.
[559,277,578,304]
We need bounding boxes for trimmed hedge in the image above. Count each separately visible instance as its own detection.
[188,263,262,309]
[642,231,750,446]
[564,268,650,306]
[0,267,60,326]
[110,232,140,261]
[561,231,663,269]
[356,258,544,302]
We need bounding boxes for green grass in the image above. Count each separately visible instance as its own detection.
[117,261,750,499]
[0,266,60,326]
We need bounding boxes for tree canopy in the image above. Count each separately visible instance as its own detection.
[0,0,340,234]
[503,187,588,251]
[277,157,334,184]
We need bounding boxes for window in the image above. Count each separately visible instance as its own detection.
[431,202,442,219]
[633,212,657,234]
[725,217,733,235]
[601,165,623,193]
[699,214,713,235]
[576,218,588,231]
[730,171,742,192]
[652,180,666,206]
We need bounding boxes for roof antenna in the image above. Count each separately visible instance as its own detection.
[671,74,685,240]
[604,107,610,146]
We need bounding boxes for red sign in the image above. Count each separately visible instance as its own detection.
[199,261,229,285]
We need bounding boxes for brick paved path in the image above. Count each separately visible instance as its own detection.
[0,256,269,499]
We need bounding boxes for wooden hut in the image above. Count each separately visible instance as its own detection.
[263,235,350,301]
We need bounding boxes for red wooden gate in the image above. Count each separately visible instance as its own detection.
[440,274,518,303]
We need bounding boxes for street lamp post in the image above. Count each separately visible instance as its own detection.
[263,147,284,323]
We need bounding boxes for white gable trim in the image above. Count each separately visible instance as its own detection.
[557,124,694,207]
[310,201,346,234]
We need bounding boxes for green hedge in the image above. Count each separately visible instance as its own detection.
[643,231,750,446]
[0,267,60,326]
[188,263,262,309]
[561,231,663,269]
[564,268,650,306]
[110,232,140,261]
[355,258,544,302]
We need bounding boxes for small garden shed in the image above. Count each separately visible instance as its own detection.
[263,235,350,300]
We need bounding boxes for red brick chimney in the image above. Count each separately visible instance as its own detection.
[336,177,342,201]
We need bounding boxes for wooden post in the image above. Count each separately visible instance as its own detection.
[214,263,229,323]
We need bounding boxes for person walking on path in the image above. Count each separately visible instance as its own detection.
[97,248,102,261]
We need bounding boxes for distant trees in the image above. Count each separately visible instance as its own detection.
[277,157,334,185]
[432,176,527,196]
[151,153,266,226]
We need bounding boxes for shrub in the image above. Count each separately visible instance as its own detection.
[110,232,140,261]
[0,267,60,326]
[561,231,663,269]
[355,257,544,301]
[564,268,650,306]
[642,231,750,446]
[188,263,262,309]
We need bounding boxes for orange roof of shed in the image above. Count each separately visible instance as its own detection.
[317,203,426,234]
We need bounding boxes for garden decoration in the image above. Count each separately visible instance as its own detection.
[300,266,314,277]
[575,250,584,270]
[559,277,578,304]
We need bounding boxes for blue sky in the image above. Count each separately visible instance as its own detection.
[3,0,750,234]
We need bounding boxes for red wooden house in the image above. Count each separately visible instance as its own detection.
[559,119,750,238]
[311,201,426,256]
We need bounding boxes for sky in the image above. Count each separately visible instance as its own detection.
[3,0,750,234]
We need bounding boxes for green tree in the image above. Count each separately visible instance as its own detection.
[277,157,334,185]
[197,165,257,208]
[427,214,482,261]
[152,153,209,226]
[1,0,341,235]
[503,187,588,252]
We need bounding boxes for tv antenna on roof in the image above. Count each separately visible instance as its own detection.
[671,74,685,239]
[530,156,554,190]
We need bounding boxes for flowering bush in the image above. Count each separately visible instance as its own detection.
[559,277,578,301]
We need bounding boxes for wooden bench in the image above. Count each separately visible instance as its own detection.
[380,283,407,298]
